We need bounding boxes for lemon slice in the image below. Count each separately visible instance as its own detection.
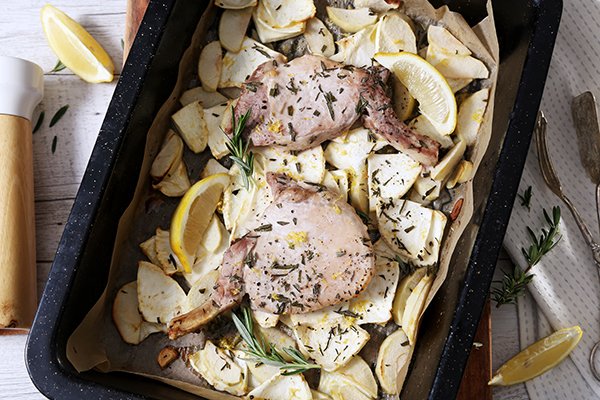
[489,326,583,386]
[170,173,230,273]
[375,52,457,136]
[41,5,114,83]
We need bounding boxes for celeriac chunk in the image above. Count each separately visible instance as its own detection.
[189,341,248,396]
[172,101,209,153]
[113,281,163,345]
[304,17,335,57]
[293,319,370,371]
[326,7,378,33]
[375,328,411,394]
[198,41,223,92]
[368,153,422,212]
[457,88,489,145]
[247,373,312,400]
[219,7,253,52]
[137,261,187,324]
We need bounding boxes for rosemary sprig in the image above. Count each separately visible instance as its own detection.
[223,107,254,189]
[518,186,533,211]
[232,307,320,376]
[50,59,66,73]
[492,206,561,307]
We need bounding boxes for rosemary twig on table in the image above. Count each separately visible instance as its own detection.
[232,307,320,376]
[517,186,533,211]
[492,206,561,307]
[224,107,254,189]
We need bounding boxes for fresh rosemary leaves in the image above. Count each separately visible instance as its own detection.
[232,307,320,376]
[224,108,254,189]
[492,206,561,307]
[518,186,533,210]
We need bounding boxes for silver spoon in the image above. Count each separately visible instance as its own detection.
[535,108,600,380]
[571,92,600,381]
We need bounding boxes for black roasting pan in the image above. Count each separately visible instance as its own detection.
[25,0,562,398]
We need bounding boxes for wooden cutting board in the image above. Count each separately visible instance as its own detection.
[123,2,493,399]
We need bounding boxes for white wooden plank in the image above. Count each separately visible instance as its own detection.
[33,75,117,201]
[35,199,72,262]
[0,1,125,75]
[491,256,530,400]
[0,334,45,400]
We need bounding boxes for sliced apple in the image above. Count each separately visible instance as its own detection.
[392,267,428,325]
[446,159,473,189]
[189,340,248,396]
[186,269,219,310]
[253,10,306,43]
[139,235,161,266]
[293,319,370,371]
[247,373,312,400]
[430,140,466,181]
[172,101,209,153]
[220,37,286,88]
[402,273,434,344]
[201,158,229,179]
[330,24,377,68]
[319,372,373,400]
[152,158,191,197]
[457,88,489,145]
[137,261,187,324]
[180,86,228,107]
[304,17,335,57]
[219,7,253,52]
[375,328,411,394]
[215,0,257,9]
[375,11,416,54]
[327,7,378,33]
[447,78,473,93]
[256,0,316,29]
[407,115,454,148]
[427,25,471,56]
[312,389,334,399]
[151,130,184,180]
[198,41,223,92]
[349,162,369,213]
[355,0,400,12]
[113,281,163,345]
[426,26,488,80]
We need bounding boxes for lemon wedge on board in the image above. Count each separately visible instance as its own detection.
[41,4,114,83]
[375,52,457,136]
[489,325,583,386]
[170,173,230,273]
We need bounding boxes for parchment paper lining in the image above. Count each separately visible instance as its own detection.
[66,1,498,398]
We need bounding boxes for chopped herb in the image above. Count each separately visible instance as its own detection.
[50,60,66,73]
[324,91,337,120]
[33,111,44,134]
[223,107,254,189]
[518,186,533,211]
[287,105,294,116]
[51,135,57,154]
[50,105,69,127]
[269,84,280,97]
[288,122,296,142]
[252,44,272,59]
[255,223,273,232]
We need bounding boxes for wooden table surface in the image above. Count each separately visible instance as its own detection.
[0,1,529,399]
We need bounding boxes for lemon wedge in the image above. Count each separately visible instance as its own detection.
[489,326,583,386]
[41,4,114,83]
[170,173,230,273]
[375,52,457,136]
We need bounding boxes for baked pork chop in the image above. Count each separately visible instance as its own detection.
[224,54,440,165]
[168,173,374,339]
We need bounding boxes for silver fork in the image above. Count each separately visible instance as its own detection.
[535,110,600,380]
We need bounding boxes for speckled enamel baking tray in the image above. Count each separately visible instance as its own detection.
[26,0,562,398]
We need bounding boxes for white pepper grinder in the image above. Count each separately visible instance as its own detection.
[0,56,44,331]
